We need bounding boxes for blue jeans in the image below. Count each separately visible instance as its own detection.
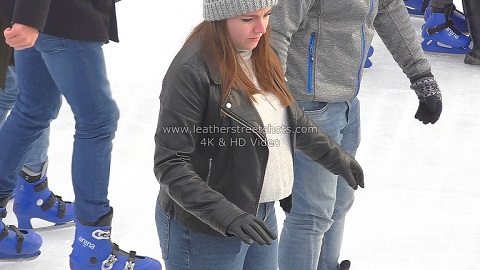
[0,33,119,222]
[278,98,360,270]
[156,202,278,270]
[0,66,49,173]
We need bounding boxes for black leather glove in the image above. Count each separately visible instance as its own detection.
[329,154,364,190]
[226,213,277,245]
[324,149,365,190]
[410,76,442,124]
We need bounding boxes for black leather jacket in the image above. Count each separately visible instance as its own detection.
[154,39,352,237]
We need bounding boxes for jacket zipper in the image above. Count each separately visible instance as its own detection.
[220,108,267,143]
[206,158,213,184]
[308,32,316,94]
[356,0,375,95]
[220,107,268,216]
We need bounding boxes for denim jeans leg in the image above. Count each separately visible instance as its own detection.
[279,99,359,270]
[0,66,50,173]
[0,48,62,198]
[0,66,18,126]
[318,98,360,270]
[278,149,337,270]
[243,202,278,270]
[0,67,50,175]
[22,128,50,173]
[24,33,119,222]
[156,202,278,270]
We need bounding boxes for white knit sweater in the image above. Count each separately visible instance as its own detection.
[238,50,293,203]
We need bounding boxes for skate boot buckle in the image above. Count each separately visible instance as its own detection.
[124,250,137,270]
[102,253,118,270]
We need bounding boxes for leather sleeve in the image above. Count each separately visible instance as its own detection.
[292,101,350,174]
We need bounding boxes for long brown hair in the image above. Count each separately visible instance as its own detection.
[184,20,293,106]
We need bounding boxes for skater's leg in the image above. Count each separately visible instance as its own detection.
[243,202,278,270]
[318,98,360,270]
[31,34,117,222]
[463,0,480,64]
[0,67,17,126]
[430,0,453,11]
[0,46,61,200]
[279,100,351,270]
[28,33,160,269]
[0,66,75,230]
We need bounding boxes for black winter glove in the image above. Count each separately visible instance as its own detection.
[329,154,364,190]
[226,213,277,245]
[410,76,442,124]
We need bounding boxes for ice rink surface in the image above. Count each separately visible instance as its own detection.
[3,0,479,269]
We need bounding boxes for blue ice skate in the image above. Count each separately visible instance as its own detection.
[422,9,471,54]
[69,208,162,270]
[0,196,42,261]
[364,46,374,68]
[424,5,468,33]
[13,162,75,230]
[404,0,429,15]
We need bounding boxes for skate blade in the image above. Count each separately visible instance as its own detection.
[32,220,75,232]
[0,251,41,262]
[421,39,471,54]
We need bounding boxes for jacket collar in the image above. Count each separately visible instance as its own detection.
[202,46,222,85]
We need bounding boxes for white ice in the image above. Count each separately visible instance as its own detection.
[2,0,479,269]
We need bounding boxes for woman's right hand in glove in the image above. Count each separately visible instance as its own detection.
[226,213,277,245]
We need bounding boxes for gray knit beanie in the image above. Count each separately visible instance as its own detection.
[203,0,278,21]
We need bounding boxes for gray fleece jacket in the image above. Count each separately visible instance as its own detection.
[270,0,432,103]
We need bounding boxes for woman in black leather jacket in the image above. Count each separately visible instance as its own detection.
[153,0,364,269]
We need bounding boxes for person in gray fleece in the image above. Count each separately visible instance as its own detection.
[270,0,442,269]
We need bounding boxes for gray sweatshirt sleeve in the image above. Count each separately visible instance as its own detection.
[374,0,432,80]
[270,0,315,72]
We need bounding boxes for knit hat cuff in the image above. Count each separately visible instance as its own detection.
[204,0,278,21]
